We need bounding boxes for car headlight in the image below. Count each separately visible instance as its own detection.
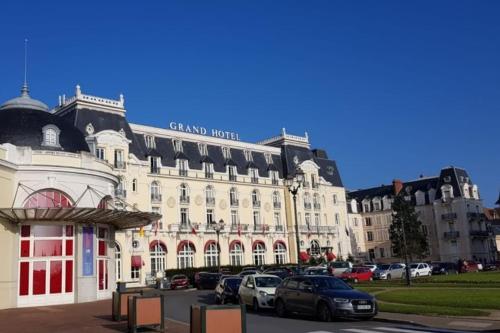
[333,298,349,303]
[259,291,268,297]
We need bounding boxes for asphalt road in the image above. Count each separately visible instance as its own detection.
[163,289,470,333]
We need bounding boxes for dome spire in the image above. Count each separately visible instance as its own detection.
[21,38,29,97]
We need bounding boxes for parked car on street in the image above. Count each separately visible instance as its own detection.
[239,270,258,277]
[304,266,330,276]
[274,275,377,321]
[409,263,432,277]
[327,261,353,277]
[263,267,294,279]
[462,261,480,273]
[340,267,373,283]
[431,262,459,275]
[197,272,222,289]
[170,274,189,289]
[215,277,243,304]
[360,264,378,272]
[373,263,406,280]
[238,274,282,311]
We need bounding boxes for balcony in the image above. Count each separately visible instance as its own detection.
[179,169,188,177]
[229,174,237,182]
[151,193,162,203]
[273,202,281,209]
[150,167,160,174]
[313,203,321,210]
[467,212,485,221]
[444,231,460,240]
[251,177,259,184]
[115,188,127,198]
[470,230,491,238]
[230,199,239,207]
[230,224,249,233]
[304,203,312,210]
[179,196,190,204]
[441,213,457,221]
[254,224,270,232]
[252,201,261,208]
[206,197,216,206]
[114,161,126,169]
[275,225,285,232]
[205,172,214,179]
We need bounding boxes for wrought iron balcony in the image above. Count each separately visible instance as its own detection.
[441,213,457,221]
[251,177,259,184]
[230,224,249,233]
[151,193,162,203]
[444,231,460,240]
[275,225,285,232]
[229,174,237,182]
[273,202,281,209]
[230,199,239,207]
[470,230,491,237]
[314,203,321,210]
[150,167,160,174]
[304,203,312,210]
[206,197,216,206]
[179,169,188,177]
[252,201,261,208]
[114,160,126,169]
[205,172,214,179]
[253,224,269,232]
[179,196,190,204]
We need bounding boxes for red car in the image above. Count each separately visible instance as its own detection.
[461,261,480,273]
[170,274,189,289]
[339,267,373,283]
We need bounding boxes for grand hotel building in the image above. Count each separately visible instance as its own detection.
[0,84,353,298]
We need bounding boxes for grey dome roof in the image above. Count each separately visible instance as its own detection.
[0,85,49,112]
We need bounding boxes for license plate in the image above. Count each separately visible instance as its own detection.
[357,305,371,310]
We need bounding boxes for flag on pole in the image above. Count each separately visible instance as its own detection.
[191,224,197,235]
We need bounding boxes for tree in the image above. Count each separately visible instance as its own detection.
[389,194,429,261]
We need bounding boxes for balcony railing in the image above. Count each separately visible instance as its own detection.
[467,212,485,221]
[304,203,312,210]
[206,197,215,206]
[114,160,126,169]
[170,223,198,232]
[444,231,460,240]
[275,225,285,232]
[273,202,281,209]
[150,167,160,174]
[251,177,259,184]
[298,225,337,234]
[151,193,162,203]
[229,174,237,182]
[115,188,127,198]
[230,199,239,207]
[313,203,321,210]
[205,172,214,179]
[179,169,188,177]
[254,224,270,232]
[230,224,249,233]
[441,213,457,221]
[180,196,190,204]
[252,201,261,208]
[470,230,491,237]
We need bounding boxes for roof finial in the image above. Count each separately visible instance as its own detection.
[21,38,29,97]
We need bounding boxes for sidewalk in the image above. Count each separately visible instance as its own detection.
[376,311,500,332]
[0,300,189,333]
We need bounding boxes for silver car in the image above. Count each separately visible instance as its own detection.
[374,263,406,280]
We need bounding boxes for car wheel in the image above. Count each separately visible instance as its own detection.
[275,299,287,318]
[252,298,260,312]
[317,302,332,322]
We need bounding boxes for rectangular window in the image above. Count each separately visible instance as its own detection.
[335,213,340,225]
[198,143,208,156]
[33,261,46,295]
[353,217,358,227]
[222,147,231,159]
[33,225,63,237]
[314,213,320,226]
[367,231,374,242]
[206,209,214,225]
[19,262,29,296]
[231,210,238,225]
[274,212,281,226]
[333,194,338,205]
[20,240,30,257]
[173,139,183,152]
[65,260,73,292]
[179,159,188,176]
[145,135,155,149]
[253,211,260,226]
[374,202,381,211]
[305,213,311,227]
[270,170,278,185]
[244,150,253,161]
[228,165,237,181]
[96,147,105,161]
[379,248,385,258]
[150,156,160,174]
[131,267,140,280]
[34,240,63,257]
[114,150,125,169]
[180,208,189,225]
[364,203,370,212]
[365,217,372,226]
[152,207,162,230]
[49,261,63,294]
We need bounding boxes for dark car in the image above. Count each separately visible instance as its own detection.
[263,267,294,279]
[274,276,377,321]
[197,272,222,290]
[431,262,458,275]
[170,274,189,290]
[304,267,330,276]
[239,270,258,277]
[214,277,243,304]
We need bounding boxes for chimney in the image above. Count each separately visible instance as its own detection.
[393,179,403,195]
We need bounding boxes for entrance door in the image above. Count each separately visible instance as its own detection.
[96,226,111,299]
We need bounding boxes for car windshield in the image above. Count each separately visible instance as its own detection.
[311,277,352,290]
[378,265,390,270]
[225,279,242,290]
[173,275,186,280]
[410,264,418,269]
[255,276,281,288]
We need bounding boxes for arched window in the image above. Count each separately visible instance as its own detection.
[310,240,321,256]
[205,185,215,206]
[151,181,161,201]
[150,242,167,276]
[42,125,60,147]
[303,193,312,209]
[229,241,244,266]
[204,242,219,267]
[229,187,238,206]
[252,189,260,207]
[180,183,190,203]
[115,242,122,281]
[252,242,266,266]
[274,242,287,264]
[272,191,281,209]
[24,189,73,208]
[313,193,321,209]
[177,242,195,269]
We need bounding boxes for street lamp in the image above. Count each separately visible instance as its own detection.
[285,168,305,272]
[211,218,225,273]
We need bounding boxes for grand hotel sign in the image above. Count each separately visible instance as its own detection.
[169,122,241,141]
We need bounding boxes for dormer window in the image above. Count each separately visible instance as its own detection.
[222,146,231,159]
[173,139,183,153]
[244,150,253,162]
[198,143,208,156]
[249,168,258,183]
[203,162,214,179]
[264,153,272,164]
[145,135,155,149]
[42,125,60,147]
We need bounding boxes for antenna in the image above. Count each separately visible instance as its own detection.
[21,38,29,96]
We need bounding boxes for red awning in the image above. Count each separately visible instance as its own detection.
[131,255,142,268]
[299,251,310,262]
[326,252,336,261]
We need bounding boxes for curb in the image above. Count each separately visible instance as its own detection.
[373,317,426,328]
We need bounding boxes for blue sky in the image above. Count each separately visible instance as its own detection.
[1,1,499,205]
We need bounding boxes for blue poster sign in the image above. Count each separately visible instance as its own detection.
[82,226,94,276]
